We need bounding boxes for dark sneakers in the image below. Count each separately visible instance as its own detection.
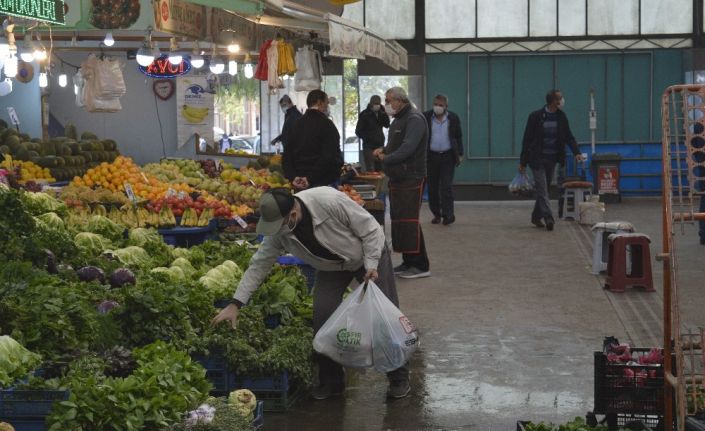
[310,383,345,400]
[442,215,455,225]
[393,264,409,275]
[387,379,411,399]
[546,220,555,231]
[531,219,545,228]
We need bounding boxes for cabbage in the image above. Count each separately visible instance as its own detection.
[151,266,185,281]
[20,191,67,216]
[74,232,113,256]
[0,422,16,431]
[220,260,243,277]
[172,247,206,269]
[128,228,162,247]
[199,261,242,299]
[171,257,196,277]
[228,389,257,419]
[36,212,65,231]
[104,246,152,269]
[0,336,42,388]
[87,215,126,242]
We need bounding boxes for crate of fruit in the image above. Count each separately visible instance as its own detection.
[594,346,666,415]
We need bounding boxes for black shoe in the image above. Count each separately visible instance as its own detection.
[393,264,410,275]
[532,219,545,228]
[442,215,455,225]
[310,383,344,400]
[700,237,705,245]
[387,379,411,399]
[431,216,442,224]
[546,220,554,231]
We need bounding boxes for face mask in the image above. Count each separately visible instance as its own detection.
[433,106,445,115]
[558,97,565,109]
[280,105,288,113]
[371,104,381,112]
[278,212,298,234]
[385,103,396,116]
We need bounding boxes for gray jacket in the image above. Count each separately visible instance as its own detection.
[382,104,428,182]
[233,187,385,304]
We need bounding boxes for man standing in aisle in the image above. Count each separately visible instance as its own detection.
[270,95,302,154]
[355,95,390,172]
[374,87,430,279]
[283,90,343,191]
[211,187,411,400]
[519,89,583,231]
[424,94,464,225]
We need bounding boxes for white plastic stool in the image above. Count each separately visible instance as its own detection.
[591,221,635,274]
[562,181,593,220]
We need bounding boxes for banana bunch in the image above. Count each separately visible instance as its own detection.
[159,206,176,228]
[180,207,199,227]
[197,207,213,227]
[136,207,161,228]
[92,204,108,217]
[181,105,209,123]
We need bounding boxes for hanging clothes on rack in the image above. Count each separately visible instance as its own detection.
[255,39,273,81]
[294,45,323,92]
[266,40,283,92]
[277,40,297,76]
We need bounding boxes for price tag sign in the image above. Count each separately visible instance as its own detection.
[141,173,150,183]
[166,188,177,198]
[234,215,248,229]
[7,107,19,126]
[123,183,137,203]
[215,159,221,170]
[249,179,256,186]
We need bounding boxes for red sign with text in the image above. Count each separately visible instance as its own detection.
[138,55,191,78]
[598,166,619,194]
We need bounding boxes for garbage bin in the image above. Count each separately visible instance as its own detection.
[591,153,621,203]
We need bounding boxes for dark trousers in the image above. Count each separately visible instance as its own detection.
[363,148,383,172]
[427,151,456,218]
[312,246,408,386]
[530,154,558,223]
[389,178,430,272]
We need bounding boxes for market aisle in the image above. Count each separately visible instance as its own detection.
[265,200,628,430]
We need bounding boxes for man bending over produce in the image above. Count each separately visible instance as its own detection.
[212,187,410,400]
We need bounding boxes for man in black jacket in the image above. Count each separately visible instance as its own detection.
[355,95,390,172]
[424,94,463,225]
[271,95,302,153]
[283,90,343,190]
[519,89,583,231]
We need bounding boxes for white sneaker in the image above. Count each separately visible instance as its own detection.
[398,268,431,279]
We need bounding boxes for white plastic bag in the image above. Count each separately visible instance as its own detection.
[94,56,126,98]
[313,281,419,371]
[509,172,534,196]
[313,283,374,368]
[367,282,419,372]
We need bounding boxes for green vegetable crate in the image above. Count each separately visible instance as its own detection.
[0,390,69,431]
[254,385,305,412]
[517,414,662,430]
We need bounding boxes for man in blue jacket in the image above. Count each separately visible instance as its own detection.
[424,94,463,225]
[519,89,583,231]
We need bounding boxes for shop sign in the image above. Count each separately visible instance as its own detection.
[211,9,256,52]
[139,55,192,79]
[153,0,207,39]
[0,0,65,25]
[598,165,619,194]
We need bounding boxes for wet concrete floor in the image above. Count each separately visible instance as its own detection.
[265,198,701,430]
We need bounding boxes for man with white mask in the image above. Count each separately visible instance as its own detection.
[271,94,302,153]
[424,94,464,225]
[519,89,583,231]
[355,95,390,172]
[212,187,411,400]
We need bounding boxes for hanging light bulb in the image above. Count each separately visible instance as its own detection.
[209,56,224,74]
[4,54,17,77]
[228,59,237,76]
[0,78,12,97]
[103,32,114,47]
[190,41,203,68]
[151,41,161,59]
[39,72,48,88]
[136,41,155,67]
[58,73,67,87]
[243,53,253,79]
[168,37,182,65]
[227,42,240,53]
[19,33,33,62]
[0,33,9,61]
[33,45,47,61]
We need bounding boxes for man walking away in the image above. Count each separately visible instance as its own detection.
[355,95,390,172]
[374,87,431,279]
[519,89,582,231]
[271,95,302,153]
[424,94,463,225]
[283,90,343,190]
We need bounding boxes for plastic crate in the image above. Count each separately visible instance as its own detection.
[594,349,665,415]
[193,354,230,396]
[255,385,304,412]
[264,314,281,329]
[251,400,264,430]
[231,372,289,392]
[0,390,69,418]
[608,413,663,430]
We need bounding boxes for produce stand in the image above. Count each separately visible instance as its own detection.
[158,219,218,248]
